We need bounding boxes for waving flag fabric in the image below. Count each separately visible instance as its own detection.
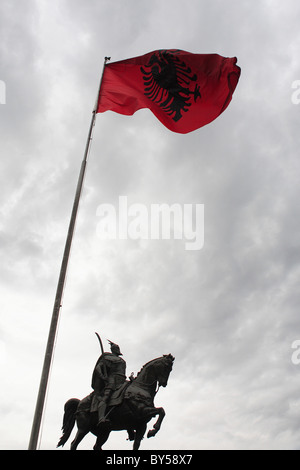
[97,49,241,134]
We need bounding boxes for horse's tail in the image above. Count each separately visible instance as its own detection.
[57,398,80,447]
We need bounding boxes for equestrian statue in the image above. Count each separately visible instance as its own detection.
[57,333,175,450]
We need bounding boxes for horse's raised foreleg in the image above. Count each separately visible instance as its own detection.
[146,406,165,438]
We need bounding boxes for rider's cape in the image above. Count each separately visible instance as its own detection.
[91,354,106,393]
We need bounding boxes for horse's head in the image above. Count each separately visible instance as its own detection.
[134,354,175,392]
[155,354,175,388]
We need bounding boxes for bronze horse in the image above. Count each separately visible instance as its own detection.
[57,354,174,450]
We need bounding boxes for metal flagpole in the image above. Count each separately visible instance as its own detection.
[28,56,111,450]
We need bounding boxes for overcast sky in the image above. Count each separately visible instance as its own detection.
[1,0,300,451]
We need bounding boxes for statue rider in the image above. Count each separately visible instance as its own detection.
[91,339,126,426]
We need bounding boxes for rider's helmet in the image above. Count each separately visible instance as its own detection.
[108,340,123,356]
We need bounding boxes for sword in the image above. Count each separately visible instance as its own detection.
[95,331,104,355]
[94,332,108,382]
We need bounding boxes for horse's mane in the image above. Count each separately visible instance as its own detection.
[135,354,174,377]
[136,356,163,377]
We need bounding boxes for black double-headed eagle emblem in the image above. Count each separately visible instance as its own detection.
[140,50,201,122]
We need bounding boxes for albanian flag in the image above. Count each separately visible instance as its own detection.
[97,49,241,134]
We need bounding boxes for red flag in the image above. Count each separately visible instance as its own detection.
[97,49,241,134]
